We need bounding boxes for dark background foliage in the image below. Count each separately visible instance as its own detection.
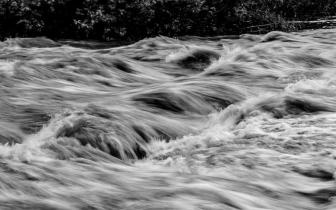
[0,0,335,41]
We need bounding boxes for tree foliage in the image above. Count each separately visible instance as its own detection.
[0,0,335,41]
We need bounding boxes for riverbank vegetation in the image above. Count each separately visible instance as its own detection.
[0,0,335,41]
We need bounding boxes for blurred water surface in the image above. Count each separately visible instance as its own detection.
[0,29,336,209]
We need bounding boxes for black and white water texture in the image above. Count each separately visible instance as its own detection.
[0,29,336,209]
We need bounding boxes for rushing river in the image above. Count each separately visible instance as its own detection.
[0,29,336,210]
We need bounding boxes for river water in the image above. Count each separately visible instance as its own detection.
[0,29,336,209]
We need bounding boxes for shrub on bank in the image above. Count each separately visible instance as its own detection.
[0,0,335,41]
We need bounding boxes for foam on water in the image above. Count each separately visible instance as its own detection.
[0,29,336,209]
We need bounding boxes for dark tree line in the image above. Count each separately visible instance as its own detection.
[0,0,335,41]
